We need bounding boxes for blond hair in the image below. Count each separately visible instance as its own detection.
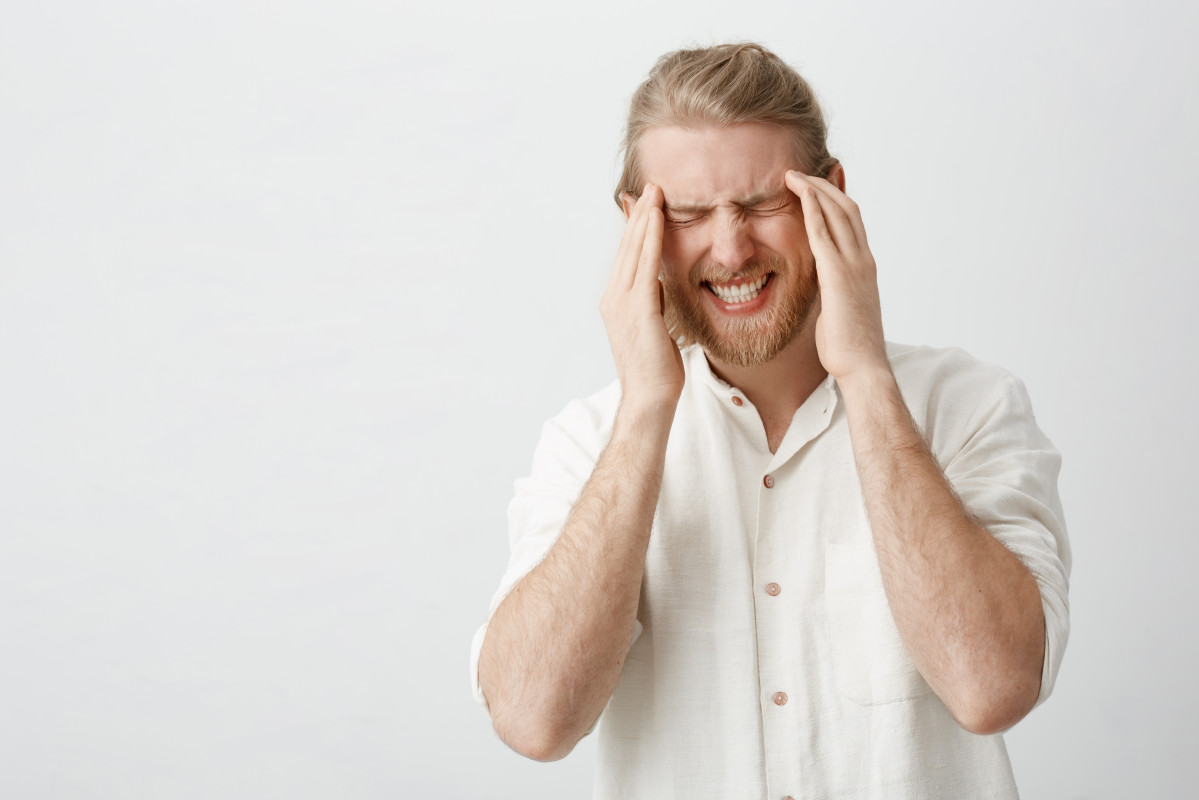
[614,42,838,207]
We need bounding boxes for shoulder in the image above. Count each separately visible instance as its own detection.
[886,341,1026,412]
[884,342,1040,454]
[887,341,1018,391]
[538,378,622,462]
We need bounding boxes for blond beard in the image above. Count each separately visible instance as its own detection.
[661,256,819,368]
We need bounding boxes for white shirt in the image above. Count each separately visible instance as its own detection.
[471,342,1071,799]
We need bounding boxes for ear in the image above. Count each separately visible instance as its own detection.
[827,162,846,193]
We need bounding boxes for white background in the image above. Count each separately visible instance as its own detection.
[2,1,1196,797]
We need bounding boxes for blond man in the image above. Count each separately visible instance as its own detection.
[471,42,1070,799]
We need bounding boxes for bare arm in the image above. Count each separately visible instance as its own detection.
[478,185,682,761]
[787,169,1045,734]
[840,367,1044,734]
[478,400,672,761]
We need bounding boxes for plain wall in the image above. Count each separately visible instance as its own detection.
[1,1,1196,797]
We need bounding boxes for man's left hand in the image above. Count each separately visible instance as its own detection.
[784,170,889,385]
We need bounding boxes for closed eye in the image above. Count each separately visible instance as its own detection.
[746,200,791,216]
[664,196,791,226]
[665,212,705,227]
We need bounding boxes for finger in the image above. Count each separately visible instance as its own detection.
[620,184,663,291]
[787,171,856,254]
[610,190,645,289]
[804,174,869,248]
[610,188,654,291]
[793,180,839,265]
[632,205,664,296]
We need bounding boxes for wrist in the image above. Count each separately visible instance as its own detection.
[614,394,678,440]
[834,361,898,403]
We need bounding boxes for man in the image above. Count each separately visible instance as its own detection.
[470,42,1070,799]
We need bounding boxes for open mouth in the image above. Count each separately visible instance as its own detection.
[706,273,771,305]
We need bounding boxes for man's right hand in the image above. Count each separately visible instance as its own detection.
[478,186,680,761]
[601,184,684,411]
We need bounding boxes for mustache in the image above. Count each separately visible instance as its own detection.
[689,255,788,285]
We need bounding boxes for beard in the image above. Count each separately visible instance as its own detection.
[661,254,819,369]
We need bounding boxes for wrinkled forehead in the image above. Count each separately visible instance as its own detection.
[637,123,800,207]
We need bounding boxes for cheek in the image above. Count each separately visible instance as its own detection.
[753,216,810,260]
[661,228,703,265]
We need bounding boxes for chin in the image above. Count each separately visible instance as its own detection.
[665,279,817,368]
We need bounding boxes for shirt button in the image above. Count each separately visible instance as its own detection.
[766,582,781,596]
[763,474,775,489]
[731,395,743,406]
[773,691,788,706]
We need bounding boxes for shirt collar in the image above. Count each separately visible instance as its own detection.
[683,343,839,411]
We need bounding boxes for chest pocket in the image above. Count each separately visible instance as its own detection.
[825,542,934,705]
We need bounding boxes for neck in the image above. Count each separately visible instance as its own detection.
[704,324,828,450]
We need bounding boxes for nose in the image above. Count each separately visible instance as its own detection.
[709,214,755,272]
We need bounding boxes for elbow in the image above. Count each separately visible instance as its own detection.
[948,672,1041,736]
[953,703,1025,736]
[484,687,583,762]
[948,612,1047,736]
[478,655,585,762]
[511,733,578,763]
[493,714,581,762]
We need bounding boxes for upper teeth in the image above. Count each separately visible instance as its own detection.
[710,275,768,304]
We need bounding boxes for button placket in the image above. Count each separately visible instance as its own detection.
[756,453,801,797]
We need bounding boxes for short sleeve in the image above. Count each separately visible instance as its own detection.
[470,390,625,711]
[943,374,1072,711]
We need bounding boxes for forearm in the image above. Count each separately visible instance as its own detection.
[478,400,674,761]
[840,367,1045,734]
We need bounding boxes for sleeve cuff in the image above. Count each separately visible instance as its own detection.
[470,621,491,711]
